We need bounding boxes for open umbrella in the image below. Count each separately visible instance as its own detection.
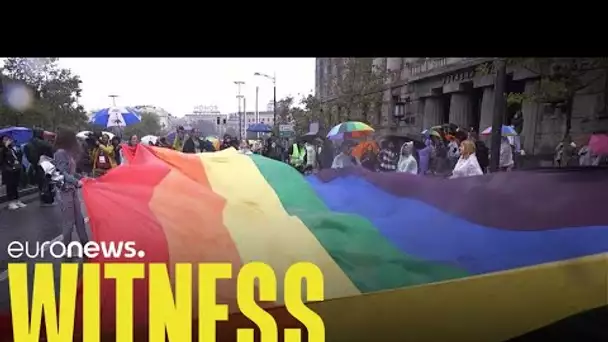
[247,123,273,133]
[327,121,374,140]
[0,127,32,145]
[480,125,518,136]
[421,129,442,138]
[90,107,141,128]
[140,135,158,145]
[76,130,115,140]
[589,133,608,155]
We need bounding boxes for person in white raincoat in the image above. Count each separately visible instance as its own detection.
[397,141,418,174]
[450,140,483,179]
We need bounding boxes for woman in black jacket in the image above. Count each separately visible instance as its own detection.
[0,135,26,210]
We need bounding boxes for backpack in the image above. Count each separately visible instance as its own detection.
[95,149,112,169]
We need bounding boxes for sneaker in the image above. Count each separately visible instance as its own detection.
[16,201,27,208]
[7,202,19,210]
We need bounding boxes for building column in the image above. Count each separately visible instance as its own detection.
[449,92,474,129]
[422,96,444,129]
[521,79,541,153]
[479,87,494,133]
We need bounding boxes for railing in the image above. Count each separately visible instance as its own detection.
[408,58,471,77]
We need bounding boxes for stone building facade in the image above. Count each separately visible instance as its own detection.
[315,57,608,156]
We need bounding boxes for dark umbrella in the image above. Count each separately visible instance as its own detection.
[247,123,273,133]
[301,132,319,143]
[380,134,426,150]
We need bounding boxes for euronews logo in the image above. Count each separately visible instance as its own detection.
[6,240,145,259]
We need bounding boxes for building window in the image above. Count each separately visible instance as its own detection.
[404,113,416,125]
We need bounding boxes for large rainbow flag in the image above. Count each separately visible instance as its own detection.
[6,146,608,341]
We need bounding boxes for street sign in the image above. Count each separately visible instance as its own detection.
[279,124,294,132]
[279,124,295,137]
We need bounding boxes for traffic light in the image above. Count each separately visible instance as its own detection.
[216,117,220,125]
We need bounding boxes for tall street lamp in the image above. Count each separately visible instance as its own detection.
[254,72,276,133]
[234,81,245,140]
[108,94,119,107]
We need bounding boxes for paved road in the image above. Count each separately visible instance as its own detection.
[0,200,68,309]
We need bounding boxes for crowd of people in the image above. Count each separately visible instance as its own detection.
[2,124,605,211]
[266,128,498,179]
[264,124,591,180]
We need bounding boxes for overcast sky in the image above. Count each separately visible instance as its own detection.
[56,58,316,116]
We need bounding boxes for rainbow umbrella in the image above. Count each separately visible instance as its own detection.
[327,121,374,140]
[421,129,442,138]
[205,136,220,150]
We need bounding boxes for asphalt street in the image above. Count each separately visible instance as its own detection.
[0,199,69,309]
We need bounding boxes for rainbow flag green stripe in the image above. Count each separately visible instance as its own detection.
[250,155,468,292]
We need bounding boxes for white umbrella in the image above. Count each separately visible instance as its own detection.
[140,135,158,145]
[76,130,115,140]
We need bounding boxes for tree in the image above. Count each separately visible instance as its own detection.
[276,93,337,137]
[292,94,325,136]
[276,96,295,125]
[224,127,238,137]
[327,58,389,126]
[123,112,161,138]
[0,58,88,130]
[480,58,608,139]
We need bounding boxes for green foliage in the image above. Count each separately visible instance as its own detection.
[506,92,526,106]
[330,58,388,125]
[276,96,294,125]
[480,58,608,137]
[123,112,161,138]
[277,92,350,136]
[0,58,88,130]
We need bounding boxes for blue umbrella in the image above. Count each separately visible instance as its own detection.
[0,127,32,145]
[90,107,141,128]
[480,125,518,137]
[166,127,193,144]
[166,131,177,144]
[247,123,272,133]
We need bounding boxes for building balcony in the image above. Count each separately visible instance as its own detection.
[403,57,493,83]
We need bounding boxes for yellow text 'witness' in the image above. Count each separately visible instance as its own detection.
[8,262,325,342]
